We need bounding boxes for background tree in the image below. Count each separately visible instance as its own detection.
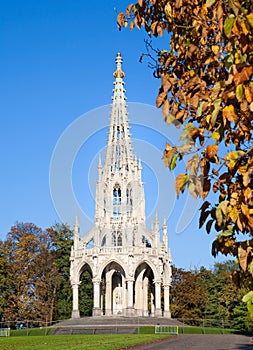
[32,229,61,324]
[0,240,13,322]
[170,266,209,319]
[3,222,58,322]
[204,262,240,319]
[170,262,252,330]
[79,271,93,317]
[1,222,72,323]
[47,223,73,320]
[118,0,253,307]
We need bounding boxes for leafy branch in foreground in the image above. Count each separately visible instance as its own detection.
[118,0,253,311]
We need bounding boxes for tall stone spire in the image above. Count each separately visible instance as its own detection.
[104,52,135,175]
[95,52,145,229]
[70,53,172,319]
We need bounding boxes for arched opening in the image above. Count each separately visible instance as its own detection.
[113,183,121,220]
[79,264,93,317]
[134,262,155,317]
[101,262,126,316]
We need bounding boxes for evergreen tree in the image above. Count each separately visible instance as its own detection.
[47,223,73,320]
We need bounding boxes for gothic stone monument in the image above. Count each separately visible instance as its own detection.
[70,53,172,318]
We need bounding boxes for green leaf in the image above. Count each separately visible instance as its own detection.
[220,229,233,237]
[170,153,178,170]
[236,84,244,102]
[247,300,253,316]
[206,0,216,7]
[224,15,235,38]
[180,123,194,141]
[210,98,222,126]
[225,53,234,72]
[166,114,176,124]
[249,261,253,275]
[197,102,204,117]
[242,291,253,303]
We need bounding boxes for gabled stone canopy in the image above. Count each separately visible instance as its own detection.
[70,53,172,318]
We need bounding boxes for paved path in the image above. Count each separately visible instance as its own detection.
[131,334,253,350]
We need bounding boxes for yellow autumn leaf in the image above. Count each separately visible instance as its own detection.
[212,45,219,55]
[164,2,172,19]
[211,131,220,141]
[229,207,238,223]
[247,13,253,28]
[241,22,249,35]
[223,105,239,123]
[245,86,253,103]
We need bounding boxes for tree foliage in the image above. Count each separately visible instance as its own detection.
[0,222,73,323]
[47,223,73,320]
[79,271,93,317]
[170,266,209,318]
[2,222,61,322]
[170,262,252,330]
[118,0,253,308]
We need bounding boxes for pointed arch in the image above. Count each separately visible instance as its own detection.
[100,260,126,316]
[97,258,126,280]
[113,183,121,220]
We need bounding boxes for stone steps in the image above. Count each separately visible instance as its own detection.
[52,326,138,335]
[52,317,184,336]
[55,316,183,327]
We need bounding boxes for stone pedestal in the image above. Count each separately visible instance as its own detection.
[126,307,135,317]
[163,310,171,318]
[71,309,80,319]
[155,308,163,317]
[92,307,102,316]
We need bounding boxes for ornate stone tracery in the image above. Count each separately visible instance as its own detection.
[70,53,172,318]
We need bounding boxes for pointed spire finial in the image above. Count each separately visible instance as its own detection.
[74,213,80,234]
[75,213,79,227]
[163,216,167,227]
[114,52,125,78]
[155,209,159,222]
[98,154,102,168]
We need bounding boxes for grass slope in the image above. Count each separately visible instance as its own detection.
[0,334,170,350]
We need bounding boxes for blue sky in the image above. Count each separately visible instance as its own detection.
[0,0,231,269]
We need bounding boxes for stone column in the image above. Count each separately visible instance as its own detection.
[105,279,111,316]
[163,285,171,318]
[126,279,135,316]
[105,270,112,316]
[151,289,155,316]
[71,283,80,319]
[154,281,162,317]
[143,277,149,317]
[92,279,101,316]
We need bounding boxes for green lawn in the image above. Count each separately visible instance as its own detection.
[0,324,242,350]
[0,334,170,350]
